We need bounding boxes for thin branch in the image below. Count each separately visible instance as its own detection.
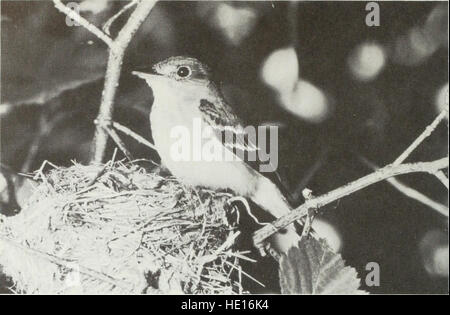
[103,0,139,35]
[359,156,448,217]
[105,128,133,161]
[434,170,449,189]
[112,121,156,151]
[385,176,448,217]
[393,106,448,166]
[253,158,449,248]
[91,0,157,163]
[53,0,114,48]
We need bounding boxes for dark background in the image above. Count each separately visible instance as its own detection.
[1,1,448,294]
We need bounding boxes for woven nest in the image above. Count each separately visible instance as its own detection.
[0,161,250,294]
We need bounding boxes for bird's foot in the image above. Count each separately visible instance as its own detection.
[227,196,269,226]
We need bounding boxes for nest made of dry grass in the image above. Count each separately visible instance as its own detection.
[0,160,251,294]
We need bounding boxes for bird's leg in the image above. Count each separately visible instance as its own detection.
[228,196,283,258]
[226,196,247,224]
[227,196,269,226]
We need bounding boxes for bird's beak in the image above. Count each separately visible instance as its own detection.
[132,71,161,81]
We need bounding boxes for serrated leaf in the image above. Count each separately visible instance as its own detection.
[279,238,367,294]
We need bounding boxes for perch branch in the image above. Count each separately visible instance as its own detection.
[253,157,449,248]
[393,106,448,166]
[53,0,114,48]
[91,0,157,163]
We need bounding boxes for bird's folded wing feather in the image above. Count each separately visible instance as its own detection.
[199,92,293,204]
[199,98,258,153]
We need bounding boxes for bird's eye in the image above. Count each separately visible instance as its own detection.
[176,66,191,78]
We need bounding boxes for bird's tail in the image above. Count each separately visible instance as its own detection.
[250,175,301,254]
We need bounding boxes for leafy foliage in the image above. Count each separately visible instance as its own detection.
[279,238,367,294]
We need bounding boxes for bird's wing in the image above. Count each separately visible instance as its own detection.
[199,98,259,153]
[199,89,294,204]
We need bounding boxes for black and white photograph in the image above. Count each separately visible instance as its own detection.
[0,0,448,297]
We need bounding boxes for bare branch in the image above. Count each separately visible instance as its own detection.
[112,121,156,151]
[434,170,449,189]
[53,0,114,48]
[103,0,139,36]
[253,158,449,248]
[105,128,133,161]
[384,176,448,217]
[91,0,157,163]
[359,156,448,217]
[393,106,448,166]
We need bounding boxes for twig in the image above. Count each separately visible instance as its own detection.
[253,158,449,248]
[112,121,156,151]
[393,106,448,166]
[291,148,328,202]
[103,0,139,35]
[360,157,448,217]
[91,0,157,163]
[53,0,114,48]
[434,170,449,189]
[53,0,157,163]
[105,127,133,161]
[386,176,448,217]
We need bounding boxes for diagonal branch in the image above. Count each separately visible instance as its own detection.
[434,170,449,189]
[91,0,157,163]
[53,0,114,48]
[112,121,156,151]
[393,106,448,166]
[253,158,449,249]
[53,0,157,164]
[359,156,448,217]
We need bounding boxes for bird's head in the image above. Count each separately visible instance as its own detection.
[133,56,212,91]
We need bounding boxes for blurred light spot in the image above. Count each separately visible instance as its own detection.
[433,246,449,277]
[280,80,329,123]
[312,219,342,252]
[425,4,449,49]
[435,82,449,117]
[0,104,12,117]
[410,27,436,57]
[348,42,386,82]
[261,47,299,94]
[419,229,449,277]
[0,173,7,193]
[392,4,447,67]
[79,0,109,15]
[214,4,258,46]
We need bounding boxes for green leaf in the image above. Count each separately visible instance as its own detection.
[279,238,367,294]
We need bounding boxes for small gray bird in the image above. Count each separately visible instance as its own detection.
[133,56,300,253]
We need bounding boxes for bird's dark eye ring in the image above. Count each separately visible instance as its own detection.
[177,66,191,78]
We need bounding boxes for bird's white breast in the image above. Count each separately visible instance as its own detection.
[149,81,256,195]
